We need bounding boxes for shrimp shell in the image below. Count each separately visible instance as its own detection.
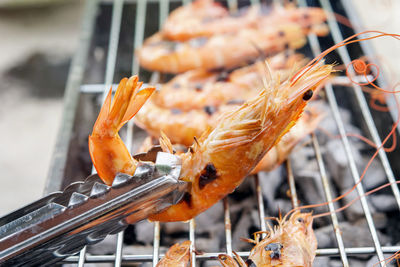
[136,105,323,174]
[162,0,328,41]
[162,0,258,41]
[156,241,191,267]
[148,61,333,222]
[137,23,307,73]
[151,53,307,111]
[247,212,317,267]
[217,212,316,267]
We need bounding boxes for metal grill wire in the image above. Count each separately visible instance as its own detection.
[63,0,400,266]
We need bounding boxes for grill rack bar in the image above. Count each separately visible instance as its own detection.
[311,133,349,266]
[53,0,400,266]
[61,245,400,263]
[327,0,400,213]
[78,0,125,265]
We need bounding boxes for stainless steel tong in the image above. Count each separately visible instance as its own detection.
[0,147,187,266]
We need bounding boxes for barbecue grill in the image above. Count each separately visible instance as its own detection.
[43,0,400,266]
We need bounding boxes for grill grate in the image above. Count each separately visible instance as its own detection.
[45,0,400,266]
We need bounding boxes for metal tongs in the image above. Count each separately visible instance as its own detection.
[0,147,187,266]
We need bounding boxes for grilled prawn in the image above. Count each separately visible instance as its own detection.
[136,106,323,174]
[89,62,332,222]
[156,241,191,267]
[162,0,328,42]
[162,0,258,41]
[149,61,332,221]
[137,23,308,73]
[218,212,317,267]
[151,53,307,111]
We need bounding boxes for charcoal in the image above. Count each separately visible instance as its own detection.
[87,234,118,255]
[370,194,399,212]
[315,226,335,248]
[371,212,388,229]
[341,189,373,222]
[324,139,363,191]
[315,220,389,259]
[349,258,371,267]
[163,221,188,235]
[197,222,225,251]
[232,208,256,251]
[195,201,224,233]
[295,171,327,211]
[365,255,395,267]
[135,220,155,244]
[230,197,257,225]
[290,146,319,175]
[313,256,330,267]
[354,219,390,245]
[329,259,346,267]
[314,103,353,145]
[267,198,293,217]
[203,260,224,267]
[258,167,284,205]
[361,158,387,191]
[196,237,221,252]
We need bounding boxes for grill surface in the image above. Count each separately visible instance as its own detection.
[45,0,400,266]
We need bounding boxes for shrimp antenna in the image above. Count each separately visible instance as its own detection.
[249,41,267,61]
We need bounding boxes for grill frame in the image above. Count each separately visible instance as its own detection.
[44,0,400,266]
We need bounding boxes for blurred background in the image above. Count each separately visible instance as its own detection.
[0,0,84,215]
[0,0,399,216]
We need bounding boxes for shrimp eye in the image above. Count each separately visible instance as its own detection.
[245,259,257,267]
[265,243,283,260]
[302,89,313,101]
[297,217,305,223]
[219,255,227,261]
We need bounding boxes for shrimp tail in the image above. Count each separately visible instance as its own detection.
[89,76,155,185]
[93,76,155,135]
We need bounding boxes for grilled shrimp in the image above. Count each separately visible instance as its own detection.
[136,106,322,174]
[137,23,307,73]
[162,0,328,41]
[218,212,316,267]
[88,76,155,185]
[162,0,258,41]
[149,61,332,222]
[151,53,307,111]
[156,241,191,267]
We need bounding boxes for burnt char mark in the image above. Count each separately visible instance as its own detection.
[189,37,208,48]
[226,99,245,105]
[204,105,217,116]
[302,89,313,101]
[172,83,181,89]
[198,163,218,189]
[194,83,203,91]
[150,41,179,52]
[245,258,257,267]
[284,43,290,50]
[265,243,283,260]
[171,108,183,114]
[182,192,192,207]
[216,71,229,82]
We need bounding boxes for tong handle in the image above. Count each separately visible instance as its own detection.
[0,152,185,266]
